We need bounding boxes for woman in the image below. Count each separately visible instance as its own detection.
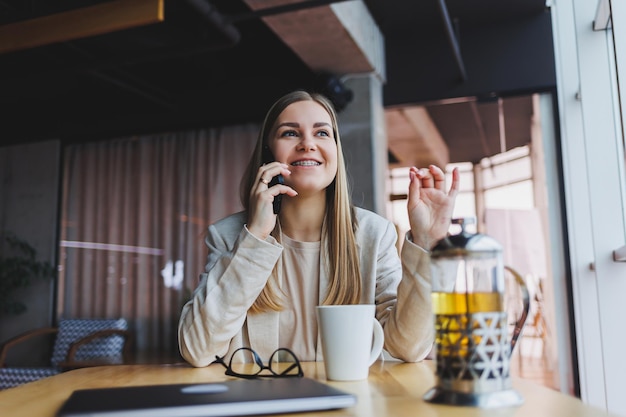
[178,90,459,367]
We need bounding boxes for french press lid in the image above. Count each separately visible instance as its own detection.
[430,218,502,258]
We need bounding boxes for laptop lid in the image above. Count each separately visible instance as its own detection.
[56,377,357,417]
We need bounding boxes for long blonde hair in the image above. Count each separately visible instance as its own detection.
[240,90,361,313]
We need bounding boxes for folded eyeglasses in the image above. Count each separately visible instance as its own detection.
[214,347,304,379]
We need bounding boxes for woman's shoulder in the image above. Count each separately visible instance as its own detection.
[353,206,394,232]
[209,211,247,237]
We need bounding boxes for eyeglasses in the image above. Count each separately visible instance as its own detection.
[214,347,304,379]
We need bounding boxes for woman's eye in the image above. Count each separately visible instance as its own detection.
[316,130,330,137]
[280,130,298,137]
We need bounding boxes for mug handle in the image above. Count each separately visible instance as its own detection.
[505,266,531,355]
[368,319,385,366]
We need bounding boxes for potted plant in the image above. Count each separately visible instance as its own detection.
[0,231,55,316]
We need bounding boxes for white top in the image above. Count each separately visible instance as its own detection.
[278,234,320,361]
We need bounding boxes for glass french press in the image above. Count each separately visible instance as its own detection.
[423,218,530,408]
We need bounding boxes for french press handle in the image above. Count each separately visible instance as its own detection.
[505,266,530,354]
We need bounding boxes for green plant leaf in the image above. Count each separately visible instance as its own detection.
[0,231,55,316]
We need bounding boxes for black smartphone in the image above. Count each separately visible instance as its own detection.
[269,174,284,214]
[262,146,283,215]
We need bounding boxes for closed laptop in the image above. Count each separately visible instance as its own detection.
[56,377,357,417]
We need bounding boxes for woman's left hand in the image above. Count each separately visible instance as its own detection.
[407,165,460,250]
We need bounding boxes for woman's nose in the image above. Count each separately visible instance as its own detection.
[297,134,317,151]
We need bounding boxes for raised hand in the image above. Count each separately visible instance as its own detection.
[407,165,460,250]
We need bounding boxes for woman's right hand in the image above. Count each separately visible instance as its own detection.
[247,162,297,240]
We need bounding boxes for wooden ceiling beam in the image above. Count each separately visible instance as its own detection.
[0,0,164,55]
[386,106,450,169]
[244,0,384,79]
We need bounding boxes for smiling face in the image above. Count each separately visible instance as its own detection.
[268,100,338,196]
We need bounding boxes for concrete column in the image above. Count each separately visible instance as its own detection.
[338,73,387,215]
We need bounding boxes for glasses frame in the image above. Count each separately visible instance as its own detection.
[214,347,304,379]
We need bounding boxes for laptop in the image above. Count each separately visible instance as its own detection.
[56,377,357,417]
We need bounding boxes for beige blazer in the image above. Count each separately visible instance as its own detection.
[178,207,434,367]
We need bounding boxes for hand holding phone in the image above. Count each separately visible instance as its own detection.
[269,174,284,214]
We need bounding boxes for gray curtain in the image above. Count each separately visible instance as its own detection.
[58,125,258,360]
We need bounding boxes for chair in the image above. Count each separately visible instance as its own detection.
[0,318,132,390]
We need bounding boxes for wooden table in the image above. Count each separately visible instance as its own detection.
[0,360,617,417]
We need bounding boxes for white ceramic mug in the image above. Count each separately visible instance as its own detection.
[316,304,384,381]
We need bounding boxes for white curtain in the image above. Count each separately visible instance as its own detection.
[58,125,258,359]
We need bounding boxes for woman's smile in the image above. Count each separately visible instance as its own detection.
[290,159,322,167]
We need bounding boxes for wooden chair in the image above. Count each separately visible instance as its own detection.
[0,318,133,390]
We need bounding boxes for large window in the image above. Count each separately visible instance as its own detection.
[387,145,534,236]
[386,144,557,390]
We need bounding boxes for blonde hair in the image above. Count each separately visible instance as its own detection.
[240,90,361,313]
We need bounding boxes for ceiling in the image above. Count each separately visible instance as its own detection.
[0,0,551,165]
